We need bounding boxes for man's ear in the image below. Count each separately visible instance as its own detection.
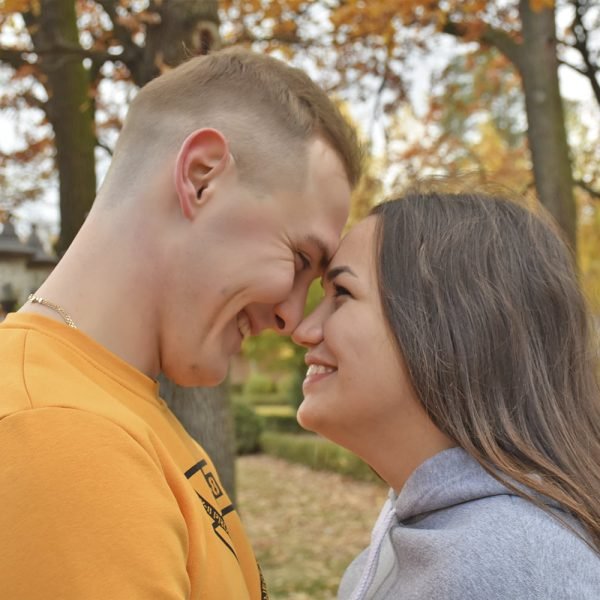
[174,128,230,220]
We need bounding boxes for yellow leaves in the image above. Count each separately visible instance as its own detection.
[577,192,600,312]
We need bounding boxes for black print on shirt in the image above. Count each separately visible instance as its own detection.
[196,492,238,560]
[185,459,224,499]
[185,460,237,558]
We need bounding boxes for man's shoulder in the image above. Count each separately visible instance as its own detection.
[1,316,96,407]
[1,317,153,430]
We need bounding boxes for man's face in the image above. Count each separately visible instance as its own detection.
[161,137,351,386]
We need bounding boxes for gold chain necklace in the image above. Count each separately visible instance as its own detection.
[27,294,78,329]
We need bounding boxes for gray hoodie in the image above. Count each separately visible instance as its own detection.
[338,448,600,599]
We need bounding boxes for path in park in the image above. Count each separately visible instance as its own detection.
[237,454,388,600]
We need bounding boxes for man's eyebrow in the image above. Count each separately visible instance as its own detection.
[325,266,357,283]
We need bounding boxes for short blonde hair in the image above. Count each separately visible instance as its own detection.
[107,47,363,193]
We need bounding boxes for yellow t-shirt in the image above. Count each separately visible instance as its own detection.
[0,313,268,600]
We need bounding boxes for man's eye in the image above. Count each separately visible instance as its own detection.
[296,252,311,271]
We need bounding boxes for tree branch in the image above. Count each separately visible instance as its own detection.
[443,21,524,73]
[21,90,46,112]
[558,56,588,77]
[95,0,144,79]
[570,0,600,107]
[0,47,28,70]
[575,179,600,200]
[95,138,113,157]
[1,41,121,64]
[479,27,523,72]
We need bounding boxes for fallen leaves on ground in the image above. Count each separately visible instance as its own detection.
[237,454,388,600]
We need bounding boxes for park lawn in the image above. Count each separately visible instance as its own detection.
[237,454,388,600]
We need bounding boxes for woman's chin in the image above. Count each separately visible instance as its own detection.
[296,399,321,434]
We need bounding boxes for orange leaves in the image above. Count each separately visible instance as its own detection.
[12,63,39,79]
[327,0,520,48]
[8,136,53,164]
[330,1,397,40]
[115,13,143,34]
[271,19,298,43]
[0,0,39,15]
[529,0,555,12]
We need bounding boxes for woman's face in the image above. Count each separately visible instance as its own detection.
[292,216,421,454]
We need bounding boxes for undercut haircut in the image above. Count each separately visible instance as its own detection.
[105,47,363,194]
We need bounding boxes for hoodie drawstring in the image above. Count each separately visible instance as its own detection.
[349,498,396,600]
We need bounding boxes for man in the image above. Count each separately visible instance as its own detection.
[0,48,361,599]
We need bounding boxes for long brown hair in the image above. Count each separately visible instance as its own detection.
[371,190,600,552]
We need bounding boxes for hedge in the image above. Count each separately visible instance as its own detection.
[260,432,383,483]
[233,401,264,455]
[260,414,303,434]
[231,392,290,407]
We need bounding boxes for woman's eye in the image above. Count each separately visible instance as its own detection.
[333,283,351,298]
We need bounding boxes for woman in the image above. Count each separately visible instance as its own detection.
[292,190,600,599]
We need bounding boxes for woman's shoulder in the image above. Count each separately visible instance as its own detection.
[390,493,600,599]
[387,449,600,598]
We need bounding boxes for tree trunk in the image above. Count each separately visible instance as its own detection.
[158,376,236,501]
[134,0,221,86]
[29,0,97,256]
[517,0,576,250]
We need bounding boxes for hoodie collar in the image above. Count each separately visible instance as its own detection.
[391,447,562,522]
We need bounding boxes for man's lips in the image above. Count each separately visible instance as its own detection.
[237,311,252,339]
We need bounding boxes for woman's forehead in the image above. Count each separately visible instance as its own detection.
[329,217,377,268]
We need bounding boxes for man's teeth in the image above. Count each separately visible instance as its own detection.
[237,313,251,338]
[306,364,336,377]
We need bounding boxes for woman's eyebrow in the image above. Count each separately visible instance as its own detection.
[325,266,358,283]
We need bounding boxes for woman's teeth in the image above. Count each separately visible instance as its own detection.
[306,364,336,376]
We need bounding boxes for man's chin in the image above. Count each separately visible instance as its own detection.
[162,362,228,389]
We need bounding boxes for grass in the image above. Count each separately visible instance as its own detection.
[237,454,388,600]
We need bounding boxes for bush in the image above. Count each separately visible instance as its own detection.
[255,405,303,434]
[278,370,305,409]
[244,372,277,394]
[233,401,264,455]
[260,432,382,483]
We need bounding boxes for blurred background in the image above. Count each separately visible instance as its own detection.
[0,1,598,598]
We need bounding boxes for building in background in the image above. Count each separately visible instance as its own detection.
[0,216,56,318]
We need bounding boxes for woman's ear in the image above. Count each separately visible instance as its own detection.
[173,128,230,220]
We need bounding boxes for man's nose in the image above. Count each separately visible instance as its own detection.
[271,289,307,336]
